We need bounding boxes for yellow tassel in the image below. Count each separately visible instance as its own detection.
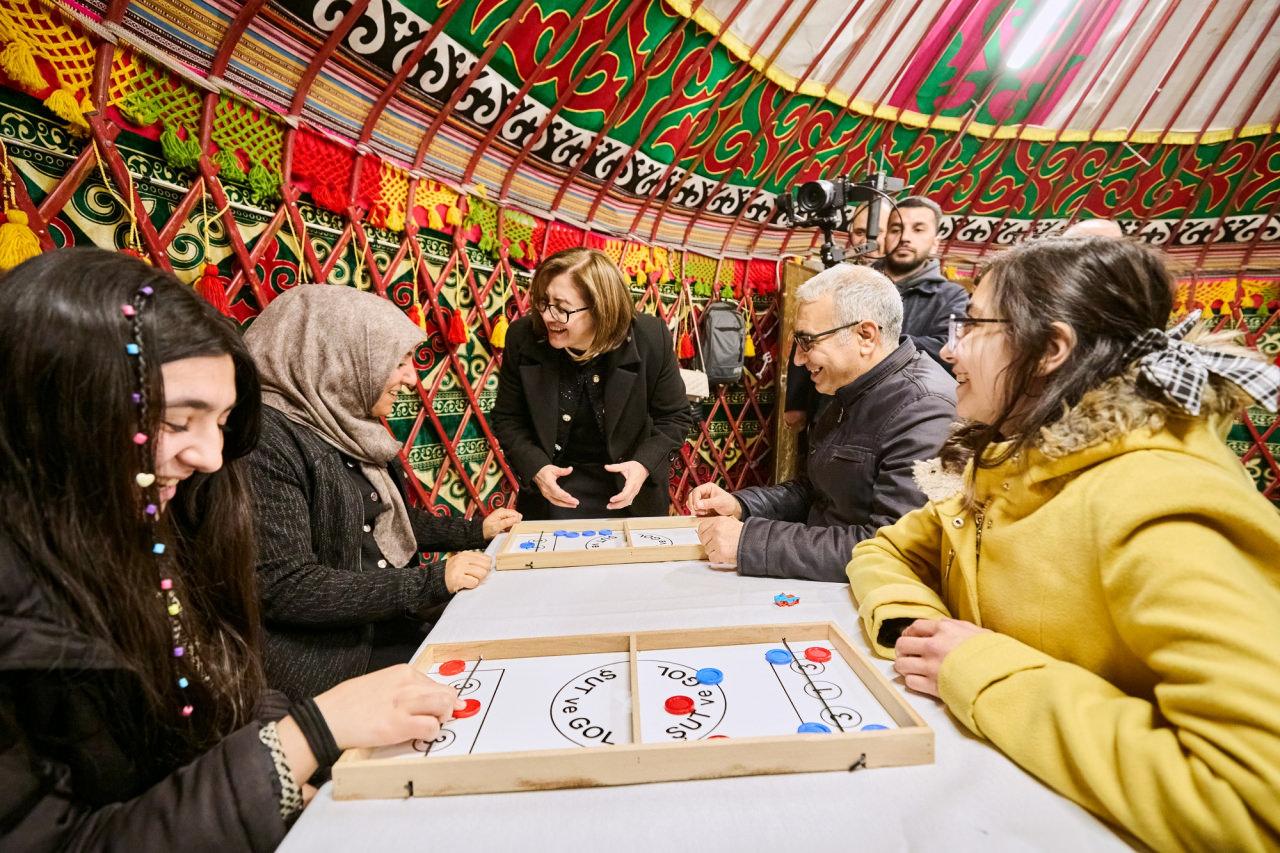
[386,207,405,233]
[44,87,89,133]
[427,206,444,231]
[0,39,44,90]
[743,333,755,357]
[490,313,508,348]
[0,209,41,272]
[445,204,463,227]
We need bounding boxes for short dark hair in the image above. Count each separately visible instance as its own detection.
[895,195,943,227]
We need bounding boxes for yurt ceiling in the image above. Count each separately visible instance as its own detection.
[23,0,1280,274]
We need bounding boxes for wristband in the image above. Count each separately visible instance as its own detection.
[288,697,342,768]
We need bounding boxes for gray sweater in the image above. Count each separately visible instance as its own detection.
[735,339,956,583]
[248,406,486,700]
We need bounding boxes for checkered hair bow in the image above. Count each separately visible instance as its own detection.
[1126,310,1280,416]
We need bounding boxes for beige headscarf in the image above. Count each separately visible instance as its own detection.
[244,285,426,567]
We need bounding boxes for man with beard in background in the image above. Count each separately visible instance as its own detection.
[879,196,968,371]
[785,196,967,434]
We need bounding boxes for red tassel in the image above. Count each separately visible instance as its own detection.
[446,308,468,345]
[678,331,694,359]
[196,263,231,315]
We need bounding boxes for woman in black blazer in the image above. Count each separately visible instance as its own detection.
[243,285,521,700]
[492,248,694,519]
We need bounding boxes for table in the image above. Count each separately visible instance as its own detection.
[281,551,1128,852]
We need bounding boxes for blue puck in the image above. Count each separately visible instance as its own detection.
[553,530,568,537]
[695,667,723,685]
[563,531,579,538]
[599,528,613,535]
[581,530,596,536]
[861,724,889,731]
[519,541,535,550]
[797,722,832,734]
[765,649,793,665]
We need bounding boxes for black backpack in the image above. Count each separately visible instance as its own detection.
[695,300,745,385]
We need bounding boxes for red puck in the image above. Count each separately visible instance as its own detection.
[664,695,695,715]
[438,659,466,676]
[708,735,729,739]
[804,646,832,663]
[453,698,481,719]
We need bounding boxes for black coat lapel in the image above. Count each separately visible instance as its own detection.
[603,329,642,456]
[520,353,560,456]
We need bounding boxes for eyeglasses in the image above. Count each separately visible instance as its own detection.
[947,313,1009,352]
[793,321,879,353]
[534,300,592,324]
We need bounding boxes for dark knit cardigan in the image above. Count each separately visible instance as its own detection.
[247,406,486,701]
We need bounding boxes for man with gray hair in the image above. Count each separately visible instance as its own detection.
[689,264,956,583]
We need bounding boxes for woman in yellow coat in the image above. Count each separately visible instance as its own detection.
[847,237,1280,851]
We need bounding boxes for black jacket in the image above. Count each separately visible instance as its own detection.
[888,258,969,369]
[491,313,694,517]
[247,406,486,701]
[0,534,291,852]
[736,339,956,582]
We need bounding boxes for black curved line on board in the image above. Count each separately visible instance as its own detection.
[548,659,630,748]
[647,658,728,739]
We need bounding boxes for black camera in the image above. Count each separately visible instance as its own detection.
[777,172,905,268]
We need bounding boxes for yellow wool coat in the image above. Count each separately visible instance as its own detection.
[848,373,1280,851]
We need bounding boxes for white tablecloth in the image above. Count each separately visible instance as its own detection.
[281,547,1127,852]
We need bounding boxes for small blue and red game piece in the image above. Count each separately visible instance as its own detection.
[773,592,799,607]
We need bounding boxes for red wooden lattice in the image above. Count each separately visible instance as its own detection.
[3,3,780,521]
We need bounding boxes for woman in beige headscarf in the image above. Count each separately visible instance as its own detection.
[243,285,520,700]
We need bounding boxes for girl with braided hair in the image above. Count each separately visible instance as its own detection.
[0,249,462,850]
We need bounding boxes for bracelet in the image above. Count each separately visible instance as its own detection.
[288,697,343,768]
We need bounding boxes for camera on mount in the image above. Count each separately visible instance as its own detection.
[777,172,905,268]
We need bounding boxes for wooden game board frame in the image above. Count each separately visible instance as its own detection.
[332,622,933,799]
[493,515,705,570]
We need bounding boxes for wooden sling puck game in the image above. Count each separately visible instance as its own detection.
[332,622,933,799]
[494,516,706,570]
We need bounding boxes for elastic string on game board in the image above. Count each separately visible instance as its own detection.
[781,638,844,733]
[426,656,484,757]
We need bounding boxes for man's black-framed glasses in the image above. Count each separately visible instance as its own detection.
[947,313,1009,351]
[794,321,870,353]
[534,299,592,324]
